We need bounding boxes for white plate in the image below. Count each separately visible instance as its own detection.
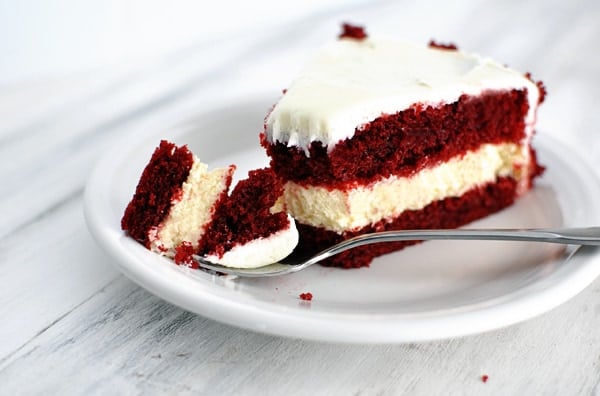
[84,96,600,343]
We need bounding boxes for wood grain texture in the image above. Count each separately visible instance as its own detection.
[1,0,600,394]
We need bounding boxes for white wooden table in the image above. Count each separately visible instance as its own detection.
[2,1,600,394]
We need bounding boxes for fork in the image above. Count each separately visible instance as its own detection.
[192,226,600,277]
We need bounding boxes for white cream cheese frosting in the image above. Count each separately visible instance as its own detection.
[284,143,525,233]
[205,214,299,268]
[265,36,539,153]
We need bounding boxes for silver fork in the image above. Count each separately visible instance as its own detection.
[192,227,600,277]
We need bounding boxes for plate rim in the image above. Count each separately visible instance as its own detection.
[83,98,600,343]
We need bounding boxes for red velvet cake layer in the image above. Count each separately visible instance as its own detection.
[198,168,290,258]
[292,177,518,268]
[121,140,194,248]
[263,90,530,188]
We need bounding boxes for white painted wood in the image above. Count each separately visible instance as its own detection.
[2,0,600,394]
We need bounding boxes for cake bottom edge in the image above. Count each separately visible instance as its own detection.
[293,177,519,269]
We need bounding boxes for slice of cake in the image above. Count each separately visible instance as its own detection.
[261,24,546,268]
[121,140,298,269]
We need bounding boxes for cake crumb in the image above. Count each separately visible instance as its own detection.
[481,374,489,383]
[174,242,198,269]
[299,292,313,301]
[428,40,458,50]
[339,23,367,40]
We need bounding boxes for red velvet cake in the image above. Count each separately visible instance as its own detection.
[262,25,545,268]
[122,140,298,269]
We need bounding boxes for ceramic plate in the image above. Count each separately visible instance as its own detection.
[84,96,600,343]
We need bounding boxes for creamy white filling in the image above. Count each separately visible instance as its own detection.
[149,159,234,255]
[284,143,525,233]
[205,215,299,268]
[265,37,539,154]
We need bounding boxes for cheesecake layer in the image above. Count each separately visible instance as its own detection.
[284,142,525,233]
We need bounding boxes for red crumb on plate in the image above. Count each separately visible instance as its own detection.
[428,40,458,50]
[339,23,367,40]
[481,374,489,383]
[299,292,313,301]
[174,242,198,269]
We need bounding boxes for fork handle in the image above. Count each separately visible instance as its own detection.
[327,227,600,257]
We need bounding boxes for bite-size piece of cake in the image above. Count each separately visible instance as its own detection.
[121,140,298,269]
[261,24,546,268]
[200,168,299,268]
